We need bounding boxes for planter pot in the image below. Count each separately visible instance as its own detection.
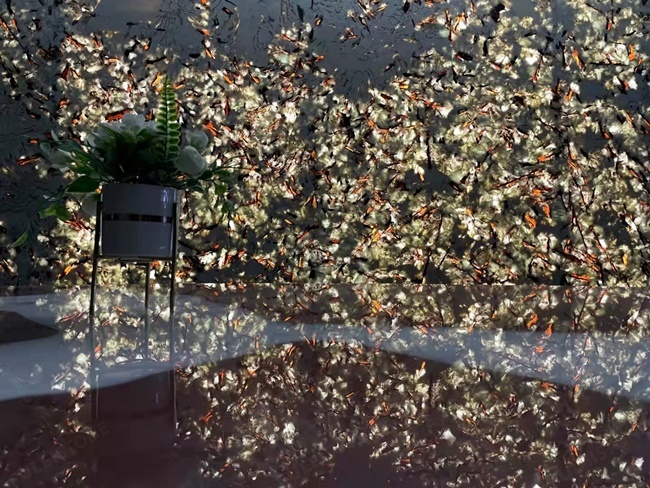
[100,183,178,260]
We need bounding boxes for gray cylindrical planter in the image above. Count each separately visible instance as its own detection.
[100,183,178,260]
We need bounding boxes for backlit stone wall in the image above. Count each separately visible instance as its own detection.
[0,0,648,287]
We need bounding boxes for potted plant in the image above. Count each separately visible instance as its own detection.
[38,75,232,260]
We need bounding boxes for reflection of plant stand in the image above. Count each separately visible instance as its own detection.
[88,198,178,467]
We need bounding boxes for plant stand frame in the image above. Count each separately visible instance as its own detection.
[88,199,178,428]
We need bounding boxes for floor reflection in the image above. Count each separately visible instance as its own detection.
[93,362,176,486]
[1,284,649,485]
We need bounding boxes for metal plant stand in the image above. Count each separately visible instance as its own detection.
[88,199,178,453]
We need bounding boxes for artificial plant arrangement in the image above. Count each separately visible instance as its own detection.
[38,75,232,222]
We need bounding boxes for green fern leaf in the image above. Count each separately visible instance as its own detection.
[154,75,180,165]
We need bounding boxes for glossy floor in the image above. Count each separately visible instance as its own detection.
[1,284,649,486]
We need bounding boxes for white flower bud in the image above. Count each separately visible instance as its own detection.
[186,129,210,153]
[175,145,207,176]
[80,193,100,216]
[40,144,73,170]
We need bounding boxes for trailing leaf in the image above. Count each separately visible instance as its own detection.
[67,175,100,193]
[214,182,227,195]
[39,203,71,221]
[9,231,28,248]
[154,75,181,165]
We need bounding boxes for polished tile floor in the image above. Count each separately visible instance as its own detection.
[1,284,649,486]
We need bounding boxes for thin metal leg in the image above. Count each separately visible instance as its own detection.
[144,262,150,359]
[89,201,102,424]
[169,201,178,428]
[169,203,178,365]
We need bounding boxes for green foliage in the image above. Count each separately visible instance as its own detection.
[8,231,28,249]
[36,72,237,227]
[66,175,100,193]
[85,123,161,184]
[39,202,71,221]
[39,74,235,193]
[153,76,181,166]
